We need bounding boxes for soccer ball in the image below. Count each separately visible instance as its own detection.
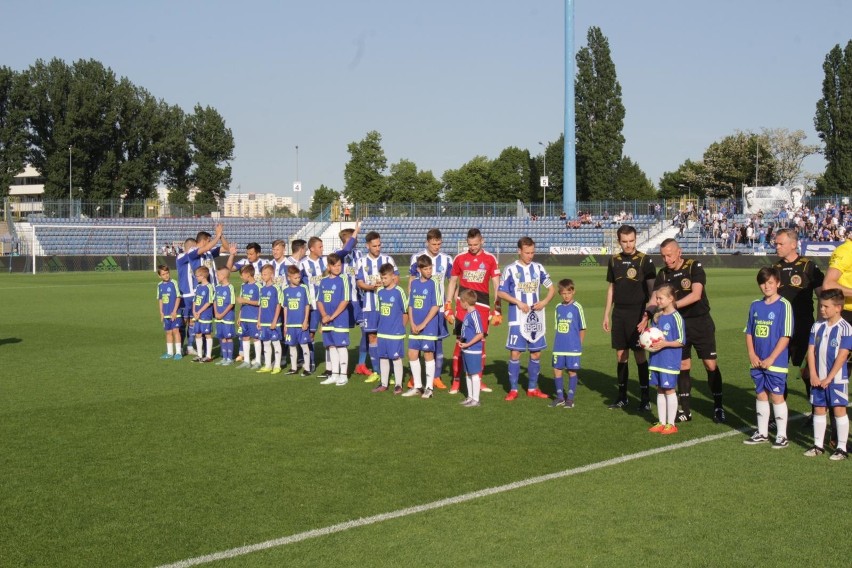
[639,327,665,350]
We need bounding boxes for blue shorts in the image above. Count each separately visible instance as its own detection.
[552,354,581,371]
[437,317,449,339]
[162,317,182,331]
[650,370,677,389]
[505,324,546,352]
[284,327,311,346]
[309,309,321,333]
[462,349,483,375]
[216,322,236,339]
[238,322,260,340]
[194,321,212,335]
[322,329,350,348]
[377,337,404,359]
[179,297,193,319]
[811,383,849,408]
[347,302,364,326]
[751,369,787,395]
[362,310,380,333]
[260,326,282,342]
[408,337,437,353]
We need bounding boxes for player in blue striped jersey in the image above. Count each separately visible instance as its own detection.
[317,254,352,386]
[407,228,454,390]
[805,289,852,459]
[192,266,216,363]
[214,267,236,366]
[550,279,586,408]
[156,265,182,359]
[175,224,226,353]
[236,265,263,370]
[647,284,685,434]
[744,267,794,448]
[372,263,409,394]
[225,242,268,276]
[404,255,442,397]
[497,237,555,401]
[357,231,398,384]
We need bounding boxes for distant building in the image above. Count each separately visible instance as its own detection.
[7,165,46,215]
[222,192,299,217]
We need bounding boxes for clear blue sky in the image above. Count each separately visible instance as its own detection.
[3,0,851,209]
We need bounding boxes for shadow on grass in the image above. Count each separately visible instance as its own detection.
[0,337,22,347]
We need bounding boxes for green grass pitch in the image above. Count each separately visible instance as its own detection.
[0,267,848,567]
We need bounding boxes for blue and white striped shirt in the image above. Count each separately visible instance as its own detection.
[498,260,553,326]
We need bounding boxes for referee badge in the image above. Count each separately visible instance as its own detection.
[790,274,802,286]
[627,267,637,278]
[681,278,691,289]
[521,309,546,342]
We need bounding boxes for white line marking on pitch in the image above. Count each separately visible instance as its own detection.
[156,428,742,568]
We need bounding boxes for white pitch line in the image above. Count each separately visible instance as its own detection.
[156,428,743,568]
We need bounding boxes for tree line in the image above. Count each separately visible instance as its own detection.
[0,58,234,204]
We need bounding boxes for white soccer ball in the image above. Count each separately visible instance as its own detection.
[639,327,665,350]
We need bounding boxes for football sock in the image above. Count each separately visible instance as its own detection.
[666,392,678,425]
[616,362,628,401]
[554,376,565,399]
[410,358,423,389]
[205,338,213,359]
[677,371,692,414]
[289,346,299,370]
[328,347,340,380]
[528,358,541,391]
[756,399,771,437]
[273,341,282,369]
[567,374,578,400]
[393,358,404,385]
[657,392,666,424]
[308,341,315,371]
[173,342,181,355]
[337,346,349,378]
[435,348,444,379]
[195,337,203,357]
[242,340,251,361]
[465,375,473,401]
[253,340,263,364]
[471,374,481,402]
[452,342,462,380]
[167,343,174,356]
[369,342,379,375]
[508,359,521,391]
[179,324,186,346]
[836,414,849,452]
[814,414,827,448]
[263,341,272,368]
[772,402,788,439]
[358,333,368,365]
[300,344,311,371]
[380,358,390,387]
[638,361,650,402]
[708,367,723,408]
[425,359,435,390]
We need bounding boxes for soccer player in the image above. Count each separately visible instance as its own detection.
[269,239,297,287]
[551,279,586,408]
[192,266,216,363]
[357,231,398,384]
[743,267,793,448]
[282,265,312,376]
[407,228,454,390]
[406,255,441,398]
[225,242,268,275]
[371,263,409,394]
[236,265,263,370]
[176,224,227,353]
[602,224,655,411]
[214,267,236,366]
[156,265,182,360]
[646,283,686,435]
[316,253,351,386]
[339,227,369,378]
[444,228,501,394]
[458,289,485,407]
[655,238,726,423]
[257,264,283,374]
[497,236,555,401]
[805,289,852,460]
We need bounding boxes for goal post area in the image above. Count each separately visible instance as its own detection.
[27,224,158,275]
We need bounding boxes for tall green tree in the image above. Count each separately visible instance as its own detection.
[188,104,234,204]
[309,184,339,218]
[344,130,388,203]
[386,159,441,202]
[157,103,193,204]
[442,156,493,202]
[658,159,707,199]
[814,40,852,195]
[613,156,656,200]
[762,127,820,187]
[575,26,625,200]
[490,146,533,202]
[0,66,28,197]
[702,131,776,196]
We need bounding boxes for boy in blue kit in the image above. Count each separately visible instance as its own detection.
[357,231,398,384]
[550,279,586,408]
[458,289,485,407]
[283,265,312,377]
[257,264,283,374]
[214,267,236,366]
[192,267,215,363]
[317,253,351,386]
[647,284,686,434]
[236,265,263,370]
[405,255,441,398]
[805,289,852,460]
[744,267,794,448]
[156,265,182,360]
[497,236,555,401]
[371,263,409,394]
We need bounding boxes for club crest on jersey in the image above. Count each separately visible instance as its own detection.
[768,312,775,320]
[681,278,691,289]
[627,267,637,278]
[464,261,470,267]
[790,274,802,286]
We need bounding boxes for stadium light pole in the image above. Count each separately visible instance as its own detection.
[564,0,577,218]
[539,141,547,217]
[68,145,72,217]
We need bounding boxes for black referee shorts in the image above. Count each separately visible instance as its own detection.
[682,314,717,361]
[788,329,811,368]
[611,305,644,351]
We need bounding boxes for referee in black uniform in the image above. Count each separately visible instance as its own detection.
[603,225,656,410]
[654,238,725,423]
[773,228,823,411]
